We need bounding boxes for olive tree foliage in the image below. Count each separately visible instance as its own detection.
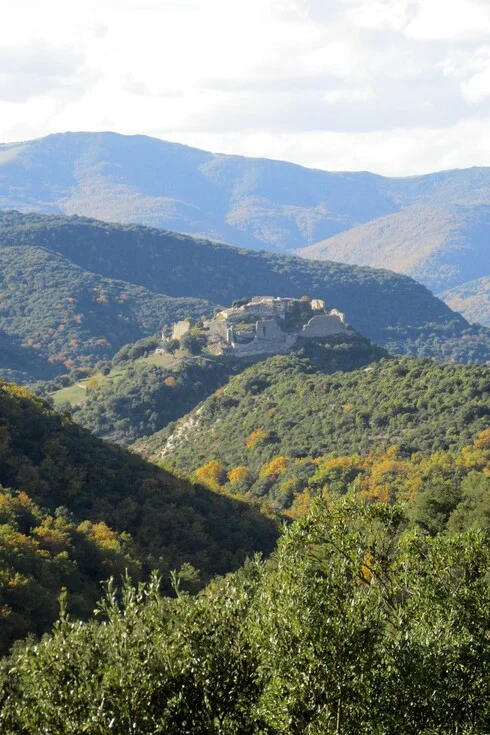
[1,501,488,734]
[248,501,489,735]
[0,566,262,735]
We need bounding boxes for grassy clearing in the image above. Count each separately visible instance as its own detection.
[49,353,186,408]
[141,351,184,369]
[51,382,87,407]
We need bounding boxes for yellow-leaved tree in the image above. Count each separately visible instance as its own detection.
[259,456,289,479]
[228,466,251,488]
[194,460,227,492]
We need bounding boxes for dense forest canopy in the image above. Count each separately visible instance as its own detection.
[139,355,490,473]
[184,431,490,528]
[1,499,488,734]
[0,484,140,654]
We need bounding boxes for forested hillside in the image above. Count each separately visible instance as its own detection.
[139,356,490,496]
[0,380,278,652]
[1,500,488,734]
[0,243,213,379]
[301,202,490,292]
[0,485,141,654]
[441,275,490,327]
[38,331,385,446]
[1,210,489,369]
[0,329,49,383]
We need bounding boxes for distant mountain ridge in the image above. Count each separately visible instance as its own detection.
[0,131,400,249]
[300,204,490,291]
[0,131,488,251]
[440,276,490,327]
[1,131,489,324]
[301,203,490,326]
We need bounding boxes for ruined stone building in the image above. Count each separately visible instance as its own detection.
[158,296,352,358]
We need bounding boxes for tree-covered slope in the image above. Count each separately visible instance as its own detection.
[0,484,142,654]
[0,245,213,379]
[0,329,50,383]
[1,501,488,734]
[440,275,490,327]
[1,210,489,364]
[0,380,278,647]
[40,331,386,446]
[139,355,490,479]
[300,202,490,296]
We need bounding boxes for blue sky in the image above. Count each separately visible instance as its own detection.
[2,0,490,175]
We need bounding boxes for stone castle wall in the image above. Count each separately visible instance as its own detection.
[172,320,191,340]
[301,313,347,337]
[160,297,352,359]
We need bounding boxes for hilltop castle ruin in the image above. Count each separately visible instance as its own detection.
[158,296,353,358]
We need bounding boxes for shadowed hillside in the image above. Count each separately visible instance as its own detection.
[0,379,279,651]
[0,380,278,576]
[0,244,213,378]
[2,210,490,369]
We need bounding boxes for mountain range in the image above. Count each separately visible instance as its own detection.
[1,131,489,323]
[0,131,488,724]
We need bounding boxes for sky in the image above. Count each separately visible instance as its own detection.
[1,0,490,176]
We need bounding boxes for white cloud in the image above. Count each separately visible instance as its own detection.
[405,0,490,40]
[0,40,95,103]
[344,0,417,32]
[463,64,490,104]
[1,0,490,175]
[323,88,373,103]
